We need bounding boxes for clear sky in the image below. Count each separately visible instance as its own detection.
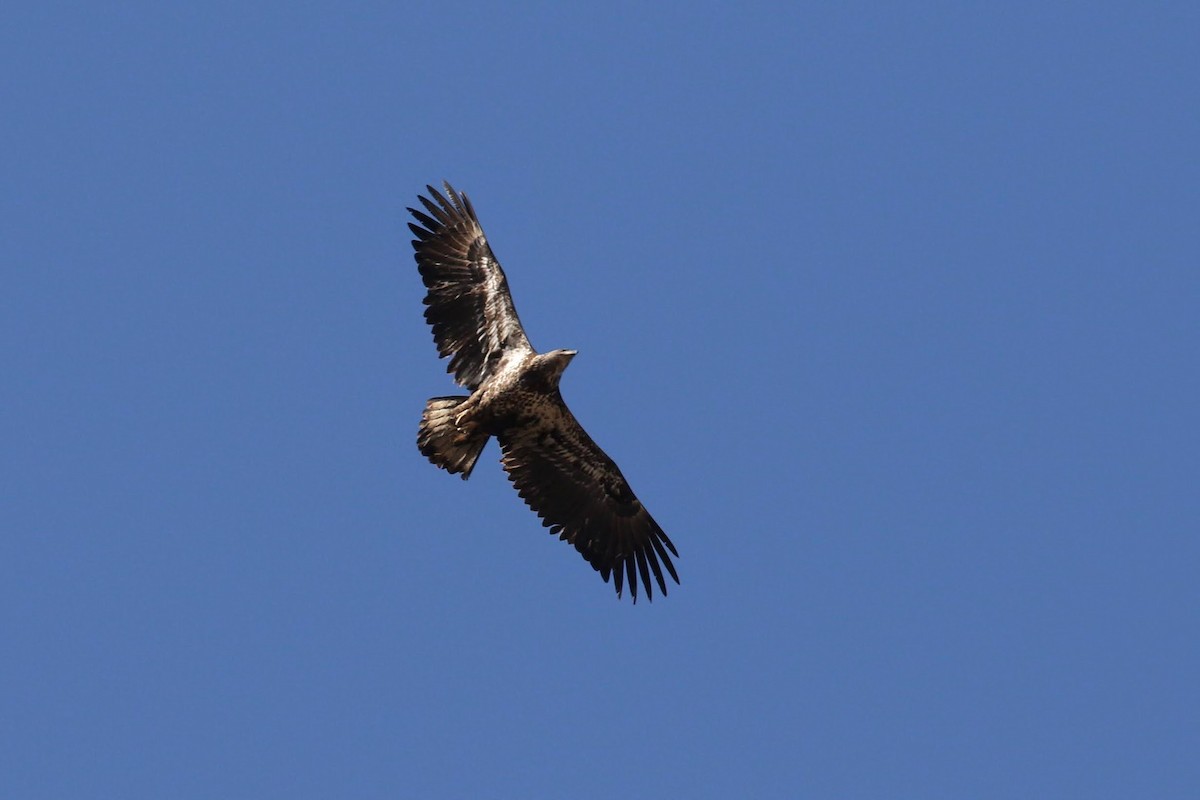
[2,2,1197,798]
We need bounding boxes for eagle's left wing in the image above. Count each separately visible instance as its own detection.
[408,183,533,390]
[497,397,679,603]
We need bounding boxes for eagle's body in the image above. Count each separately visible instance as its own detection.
[409,183,679,602]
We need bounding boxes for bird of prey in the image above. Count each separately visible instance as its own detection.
[409,183,679,603]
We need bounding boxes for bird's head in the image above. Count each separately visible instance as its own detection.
[533,348,577,387]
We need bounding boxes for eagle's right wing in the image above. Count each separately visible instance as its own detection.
[408,183,532,389]
[497,395,680,603]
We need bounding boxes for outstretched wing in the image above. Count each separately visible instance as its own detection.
[497,396,680,603]
[408,183,532,389]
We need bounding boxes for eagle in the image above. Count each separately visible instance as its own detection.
[409,183,679,603]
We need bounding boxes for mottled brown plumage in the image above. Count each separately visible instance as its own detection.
[409,183,679,603]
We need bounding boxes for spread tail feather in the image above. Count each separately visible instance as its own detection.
[418,396,489,479]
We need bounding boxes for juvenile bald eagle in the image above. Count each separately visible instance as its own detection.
[409,183,679,603]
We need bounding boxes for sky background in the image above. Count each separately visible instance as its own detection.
[2,2,1198,797]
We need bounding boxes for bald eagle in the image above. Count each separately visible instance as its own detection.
[409,183,679,603]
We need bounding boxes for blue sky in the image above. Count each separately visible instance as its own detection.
[2,2,1197,797]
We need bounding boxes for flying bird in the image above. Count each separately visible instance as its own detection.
[409,183,679,603]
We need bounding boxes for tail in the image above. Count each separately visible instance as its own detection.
[417,396,489,479]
